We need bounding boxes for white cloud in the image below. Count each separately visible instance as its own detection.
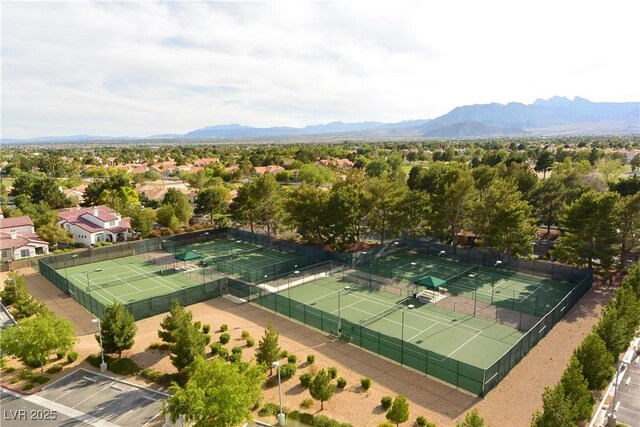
[2,0,639,138]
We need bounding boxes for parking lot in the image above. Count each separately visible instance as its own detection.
[32,369,167,426]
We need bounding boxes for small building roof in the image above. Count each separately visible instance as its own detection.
[0,216,34,230]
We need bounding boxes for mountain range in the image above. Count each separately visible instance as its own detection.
[3,96,638,143]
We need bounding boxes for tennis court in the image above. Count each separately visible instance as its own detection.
[62,254,202,308]
[357,251,574,317]
[285,275,523,370]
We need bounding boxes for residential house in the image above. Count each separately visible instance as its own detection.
[254,165,285,175]
[58,205,132,247]
[0,215,49,261]
[193,158,219,167]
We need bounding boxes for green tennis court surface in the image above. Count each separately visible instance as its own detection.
[285,275,523,369]
[357,251,574,317]
[63,255,201,307]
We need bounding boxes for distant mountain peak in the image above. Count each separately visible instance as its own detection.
[533,96,573,106]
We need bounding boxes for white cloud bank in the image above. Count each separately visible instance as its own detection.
[2,0,639,138]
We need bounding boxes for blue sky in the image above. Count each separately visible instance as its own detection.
[2,0,639,138]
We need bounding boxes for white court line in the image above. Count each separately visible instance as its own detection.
[341,289,482,333]
[125,263,182,292]
[445,330,484,358]
[91,286,126,304]
[406,322,441,342]
[345,305,423,333]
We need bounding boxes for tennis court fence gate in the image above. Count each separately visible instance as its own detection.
[225,266,592,396]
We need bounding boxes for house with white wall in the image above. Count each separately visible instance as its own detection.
[58,205,132,247]
[0,215,49,261]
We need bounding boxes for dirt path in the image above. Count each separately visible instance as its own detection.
[15,268,612,426]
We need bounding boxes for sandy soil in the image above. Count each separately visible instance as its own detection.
[4,267,615,427]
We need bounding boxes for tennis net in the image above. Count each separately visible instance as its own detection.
[446,265,479,283]
[203,246,265,263]
[354,297,409,328]
[89,270,161,288]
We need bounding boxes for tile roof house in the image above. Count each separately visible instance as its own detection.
[58,205,132,247]
[0,215,49,261]
[254,165,285,175]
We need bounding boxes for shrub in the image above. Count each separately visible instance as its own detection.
[378,423,394,427]
[203,335,211,345]
[241,330,250,339]
[211,342,223,356]
[232,346,243,355]
[109,358,141,376]
[328,366,338,379]
[307,354,315,364]
[220,324,228,332]
[228,352,242,363]
[56,352,66,360]
[280,350,289,359]
[19,371,35,381]
[202,324,211,334]
[218,347,229,359]
[287,354,298,364]
[360,377,372,390]
[300,372,313,388]
[258,403,280,417]
[279,362,297,380]
[288,411,315,425]
[381,396,393,410]
[246,338,255,347]
[313,415,340,427]
[33,375,50,384]
[301,398,314,409]
[219,332,231,344]
[46,365,63,374]
[66,352,79,363]
[148,342,171,351]
[140,368,164,382]
[415,415,436,427]
[3,366,16,374]
[336,377,347,388]
[22,383,34,391]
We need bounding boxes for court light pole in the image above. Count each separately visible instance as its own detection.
[64,254,78,284]
[272,361,285,426]
[92,317,107,373]
[337,286,351,337]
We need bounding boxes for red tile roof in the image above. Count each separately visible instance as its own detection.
[0,216,34,230]
[0,231,48,250]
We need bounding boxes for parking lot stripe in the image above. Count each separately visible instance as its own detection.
[1,387,121,427]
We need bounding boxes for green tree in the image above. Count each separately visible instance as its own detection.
[36,222,74,246]
[0,271,27,306]
[324,179,363,249]
[308,368,336,410]
[158,300,189,344]
[195,186,230,224]
[130,207,157,237]
[231,185,256,233]
[559,356,594,423]
[297,164,334,187]
[573,333,615,390]
[553,191,621,270]
[99,302,137,357]
[171,313,207,372]
[455,408,487,427]
[471,179,536,256]
[255,322,280,375]
[31,177,72,209]
[163,188,193,224]
[156,205,181,231]
[285,184,329,242]
[363,177,408,244]
[164,356,263,427]
[532,176,565,235]
[618,194,640,262]
[534,150,555,179]
[0,314,75,374]
[530,384,573,427]
[248,174,283,237]
[386,395,410,426]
